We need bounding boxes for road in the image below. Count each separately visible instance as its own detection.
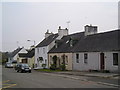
[2,66,119,89]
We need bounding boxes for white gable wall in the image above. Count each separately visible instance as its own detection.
[35,41,56,69]
[18,48,27,53]
[9,48,27,62]
[35,46,48,68]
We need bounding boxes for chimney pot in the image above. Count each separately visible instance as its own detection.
[65,28,68,30]
[59,26,61,29]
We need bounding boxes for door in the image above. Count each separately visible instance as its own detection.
[22,59,27,63]
[100,53,105,70]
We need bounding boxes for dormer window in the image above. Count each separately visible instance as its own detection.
[66,40,69,44]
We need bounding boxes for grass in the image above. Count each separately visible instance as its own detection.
[36,69,65,72]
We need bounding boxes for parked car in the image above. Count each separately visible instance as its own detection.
[15,63,31,73]
[5,62,13,68]
[11,60,17,67]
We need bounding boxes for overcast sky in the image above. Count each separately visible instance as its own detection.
[1,0,119,52]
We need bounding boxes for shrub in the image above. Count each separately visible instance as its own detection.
[59,64,66,71]
[102,70,110,73]
[42,64,46,69]
[50,64,56,70]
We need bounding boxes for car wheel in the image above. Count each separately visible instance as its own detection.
[21,70,23,73]
[17,70,19,72]
[29,71,31,73]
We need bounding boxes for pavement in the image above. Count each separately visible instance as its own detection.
[34,70,119,87]
[34,70,119,79]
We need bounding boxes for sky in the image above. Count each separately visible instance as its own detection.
[1,0,119,52]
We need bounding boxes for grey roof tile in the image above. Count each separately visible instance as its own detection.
[49,30,120,53]
[36,34,58,47]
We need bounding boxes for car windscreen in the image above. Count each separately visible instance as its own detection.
[22,64,29,67]
[7,63,13,65]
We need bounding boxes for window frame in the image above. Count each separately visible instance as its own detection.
[113,53,118,66]
[84,53,88,64]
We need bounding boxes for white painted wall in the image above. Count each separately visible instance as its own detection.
[35,46,48,68]
[9,48,27,62]
[73,52,99,71]
[73,52,119,72]
[18,48,27,53]
[104,52,118,72]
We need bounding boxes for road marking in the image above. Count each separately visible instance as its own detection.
[2,80,17,89]
[2,80,10,83]
[3,84,17,88]
[3,84,16,85]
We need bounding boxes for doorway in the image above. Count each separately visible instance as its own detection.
[100,53,105,70]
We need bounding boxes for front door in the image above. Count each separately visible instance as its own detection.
[100,53,105,70]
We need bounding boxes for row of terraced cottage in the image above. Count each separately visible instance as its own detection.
[8,25,119,72]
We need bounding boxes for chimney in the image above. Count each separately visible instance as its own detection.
[57,26,68,39]
[45,29,53,38]
[84,24,98,36]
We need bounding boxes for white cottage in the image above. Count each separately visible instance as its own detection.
[35,26,68,69]
[48,25,119,72]
[72,25,119,73]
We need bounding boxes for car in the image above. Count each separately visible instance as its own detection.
[11,60,17,67]
[16,63,31,73]
[5,62,13,68]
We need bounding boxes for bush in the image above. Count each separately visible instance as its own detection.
[42,64,46,69]
[50,64,56,70]
[102,70,110,73]
[59,64,66,71]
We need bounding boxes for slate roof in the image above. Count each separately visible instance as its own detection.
[36,34,58,47]
[18,53,28,58]
[8,47,23,57]
[74,30,119,52]
[48,32,84,53]
[48,29,120,53]
[27,48,35,58]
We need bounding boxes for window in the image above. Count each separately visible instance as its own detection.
[84,53,88,64]
[76,54,79,63]
[37,48,39,54]
[45,59,47,64]
[66,56,68,65]
[38,57,43,63]
[43,48,45,54]
[113,53,118,65]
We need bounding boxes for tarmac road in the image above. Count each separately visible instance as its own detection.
[2,66,118,88]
